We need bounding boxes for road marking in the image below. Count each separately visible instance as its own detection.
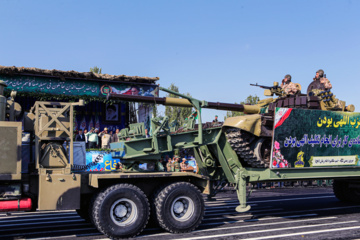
[197,216,337,233]
[0,215,81,224]
[0,222,91,232]
[202,213,318,224]
[173,220,358,240]
[0,211,77,219]
[240,226,360,240]
[0,227,97,238]
[205,195,335,206]
[205,208,283,215]
[0,219,85,228]
[206,205,272,210]
[138,216,337,238]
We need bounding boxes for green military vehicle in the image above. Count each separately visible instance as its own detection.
[0,78,360,239]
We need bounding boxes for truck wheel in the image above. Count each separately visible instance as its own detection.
[91,184,149,239]
[154,182,204,233]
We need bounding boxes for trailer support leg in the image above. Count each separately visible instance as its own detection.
[235,169,251,213]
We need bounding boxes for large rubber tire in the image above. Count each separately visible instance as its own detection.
[333,180,360,203]
[154,182,204,233]
[91,184,149,239]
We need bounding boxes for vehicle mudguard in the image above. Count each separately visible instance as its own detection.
[223,114,262,137]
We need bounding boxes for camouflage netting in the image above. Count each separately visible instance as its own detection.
[0,65,159,83]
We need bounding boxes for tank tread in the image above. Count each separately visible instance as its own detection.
[226,128,270,168]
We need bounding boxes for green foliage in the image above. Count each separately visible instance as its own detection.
[90,66,102,74]
[164,83,193,126]
[225,95,260,119]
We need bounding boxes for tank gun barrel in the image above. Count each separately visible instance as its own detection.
[108,93,260,113]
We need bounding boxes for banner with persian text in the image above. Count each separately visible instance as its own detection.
[1,75,159,97]
[271,107,360,168]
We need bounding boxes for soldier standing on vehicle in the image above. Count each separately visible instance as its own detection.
[174,157,181,172]
[280,74,298,95]
[180,158,187,171]
[212,115,218,123]
[85,127,98,148]
[166,158,172,172]
[98,127,112,149]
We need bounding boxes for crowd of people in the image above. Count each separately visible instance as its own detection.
[74,127,120,149]
[159,154,196,173]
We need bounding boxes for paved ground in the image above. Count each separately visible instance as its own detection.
[2,187,360,240]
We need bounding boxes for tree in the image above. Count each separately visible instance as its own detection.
[226,95,260,119]
[164,83,193,127]
[90,66,102,74]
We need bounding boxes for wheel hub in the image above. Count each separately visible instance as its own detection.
[170,196,194,222]
[173,201,186,214]
[110,198,138,226]
[114,204,128,218]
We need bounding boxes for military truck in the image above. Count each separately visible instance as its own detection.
[1,77,360,239]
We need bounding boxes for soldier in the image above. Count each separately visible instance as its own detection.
[314,69,332,90]
[280,74,298,95]
[166,158,172,172]
[212,115,218,123]
[85,128,98,148]
[98,127,112,149]
[174,157,181,172]
[311,69,342,108]
[180,158,187,172]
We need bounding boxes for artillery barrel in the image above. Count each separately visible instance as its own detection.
[109,93,260,113]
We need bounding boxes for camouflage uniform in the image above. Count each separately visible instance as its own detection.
[174,161,181,172]
[310,71,342,109]
[281,82,298,95]
[166,161,172,172]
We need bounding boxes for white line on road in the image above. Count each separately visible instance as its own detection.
[206,205,272,210]
[0,211,77,219]
[172,220,358,240]
[138,216,337,238]
[205,195,335,206]
[240,226,360,240]
[0,219,85,228]
[205,208,283,215]
[0,227,97,238]
[202,213,318,225]
[0,215,81,224]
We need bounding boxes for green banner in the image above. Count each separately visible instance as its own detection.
[1,75,158,97]
[271,108,360,168]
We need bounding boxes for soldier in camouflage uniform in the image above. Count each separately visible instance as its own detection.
[280,74,298,95]
[174,157,181,172]
[166,158,172,172]
[310,69,343,109]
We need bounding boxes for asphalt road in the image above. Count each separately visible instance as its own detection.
[2,187,360,240]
